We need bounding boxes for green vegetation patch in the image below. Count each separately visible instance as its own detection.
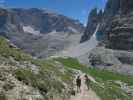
[0,37,74,97]
[54,57,133,99]
[0,37,74,99]
[88,68,133,85]
[14,58,74,95]
[14,68,63,94]
[90,82,132,100]
[54,57,85,70]
[0,36,32,61]
[1,36,132,100]
[54,57,133,85]
[31,58,74,85]
[0,94,7,100]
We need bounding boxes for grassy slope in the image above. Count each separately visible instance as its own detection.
[0,95,7,100]
[1,36,133,100]
[0,37,74,100]
[54,57,133,100]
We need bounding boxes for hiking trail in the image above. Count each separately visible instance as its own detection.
[70,74,101,100]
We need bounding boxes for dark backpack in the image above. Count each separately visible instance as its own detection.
[76,78,81,86]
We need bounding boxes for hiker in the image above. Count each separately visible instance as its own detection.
[84,74,91,90]
[76,75,81,93]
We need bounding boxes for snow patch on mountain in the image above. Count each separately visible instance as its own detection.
[23,26,40,35]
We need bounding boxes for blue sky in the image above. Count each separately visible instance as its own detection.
[3,0,107,24]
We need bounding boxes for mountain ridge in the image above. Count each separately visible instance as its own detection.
[0,7,85,58]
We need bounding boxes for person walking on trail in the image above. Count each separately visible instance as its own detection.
[84,74,91,90]
[76,75,81,93]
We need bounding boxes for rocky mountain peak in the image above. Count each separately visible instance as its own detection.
[80,8,103,43]
[81,0,133,50]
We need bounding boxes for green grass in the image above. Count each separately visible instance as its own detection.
[0,95,7,100]
[0,37,74,99]
[54,57,133,100]
[1,36,133,100]
[14,67,64,94]
[31,58,74,85]
[90,82,132,100]
[0,36,74,94]
[54,57,133,85]
[88,68,133,85]
[54,57,85,69]
[14,58,74,95]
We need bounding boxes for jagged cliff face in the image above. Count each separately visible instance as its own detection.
[102,0,133,18]
[7,8,84,34]
[82,0,133,50]
[120,0,133,14]
[103,0,133,50]
[0,8,84,58]
[80,8,102,42]
[104,0,120,16]
[105,14,133,50]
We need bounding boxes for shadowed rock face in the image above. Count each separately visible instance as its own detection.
[120,0,133,14]
[104,0,120,16]
[103,0,133,50]
[105,15,133,50]
[0,8,8,37]
[0,8,8,27]
[82,0,133,50]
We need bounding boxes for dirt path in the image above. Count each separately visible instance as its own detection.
[70,74,100,100]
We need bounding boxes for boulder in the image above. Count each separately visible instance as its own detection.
[89,47,121,66]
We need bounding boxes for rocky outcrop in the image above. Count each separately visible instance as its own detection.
[89,47,133,75]
[102,0,133,50]
[89,47,133,66]
[104,15,133,50]
[82,0,133,50]
[120,0,133,14]
[89,47,121,66]
[81,0,121,43]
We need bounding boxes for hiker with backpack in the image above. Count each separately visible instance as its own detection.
[84,74,91,90]
[76,75,81,93]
